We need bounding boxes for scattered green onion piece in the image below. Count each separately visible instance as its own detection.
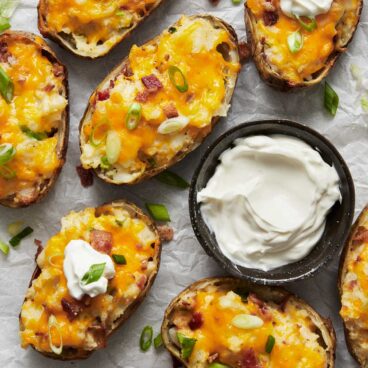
[177,333,196,360]
[126,102,142,130]
[168,66,188,93]
[0,0,20,18]
[81,263,106,285]
[157,116,189,134]
[265,335,276,353]
[112,254,127,265]
[116,10,127,16]
[324,82,339,116]
[361,95,368,112]
[89,122,108,147]
[9,226,33,247]
[0,16,10,33]
[232,0,242,4]
[115,219,126,227]
[287,29,303,54]
[100,156,111,170]
[106,130,121,164]
[295,15,317,32]
[0,240,9,255]
[156,171,189,189]
[145,203,171,222]
[154,333,163,349]
[209,363,231,368]
[0,165,16,180]
[48,314,63,355]
[0,65,14,103]
[168,27,177,34]
[140,325,153,351]
[7,221,23,236]
[0,143,16,165]
[20,126,47,141]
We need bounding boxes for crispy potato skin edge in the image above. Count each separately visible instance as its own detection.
[0,31,69,208]
[161,277,336,367]
[19,200,162,360]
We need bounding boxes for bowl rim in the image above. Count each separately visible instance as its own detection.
[188,119,355,285]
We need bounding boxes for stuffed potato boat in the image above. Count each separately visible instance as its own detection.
[20,200,161,359]
[79,15,240,185]
[162,278,336,368]
[38,0,164,58]
[0,31,68,208]
[339,206,368,367]
[245,0,363,90]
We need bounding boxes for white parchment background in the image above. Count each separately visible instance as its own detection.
[0,0,367,367]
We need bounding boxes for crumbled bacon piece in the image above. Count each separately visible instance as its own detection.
[122,62,134,77]
[142,74,163,92]
[240,348,261,368]
[239,42,251,63]
[76,165,94,188]
[263,11,279,26]
[163,103,179,119]
[189,312,204,330]
[352,226,368,245]
[208,353,219,364]
[34,239,43,261]
[141,260,148,271]
[43,84,55,92]
[0,42,11,63]
[209,0,220,5]
[136,274,147,290]
[90,230,113,254]
[53,64,64,78]
[135,90,150,103]
[61,298,83,321]
[157,225,174,242]
[249,293,271,320]
[97,89,110,101]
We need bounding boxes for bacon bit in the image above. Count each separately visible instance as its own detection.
[122,62,134,77]
[135,90,150,103]
[163,103,179,119]
[263,11,279,26]
[136,243,143,250]
[0,42,11,63]
[90,230,113,254]
[208,353,219,364]
[141,260,148,271]
[186,92,195,103]
[17,77,27,85]
[97,89,110,101]
[76,165,94,188]
[136,274,147,290]
[189,312,204,330]
[352,226,368,245]
[142,74,163,92]
[240,348,261,368]
[53,64,64,78]
[239,42,251,63]
[34,239,43,261]
[249,293,271,320]
[348,279,358,291]
[278,295,291,313]
[157,225,174,242]
[43,84,55,92]
[88,323,107,348]
[61,298,83,321]
[264,0,277,12]
[209,0,220,5]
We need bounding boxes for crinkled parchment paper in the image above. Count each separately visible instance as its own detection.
[1,0,367,367]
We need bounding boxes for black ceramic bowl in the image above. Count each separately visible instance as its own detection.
[189,120,355,285]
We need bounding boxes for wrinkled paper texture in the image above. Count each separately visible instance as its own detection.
[0,0,367,367]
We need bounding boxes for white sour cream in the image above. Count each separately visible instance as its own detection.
[63,240,115,300]
[280,0,333,17]
[197,135,341,271]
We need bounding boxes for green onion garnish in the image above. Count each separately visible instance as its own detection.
[168,66,188,93]
[287,29,303,54]
[126,102,142,130]
[295,15,317,32]
[209,363,231,368]
[140,325,153,351]
[112,254,127,265]
[232,0,242,4]
[361,95,368,112]
[0,240,9,255]
[9,226,33,247]
[0,143,16,165]
[265,335,276,353]
[156,171,189,189]
[168,27,177,34]
[20,126,47,141]
[0,0,20,18]
[0,65,14,103]
[100,156,111,170]
[324,82,339,116]
[90,122,109,147]
[0,16,10,33]
[153,333,163,348]
[177,332,196,359]
[106,130,121,164]
[81,263,106,285]
[145,203,171,222]
[0,165,16,180]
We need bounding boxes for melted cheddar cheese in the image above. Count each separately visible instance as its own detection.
[80,16,240,183]
[247,0,358,83]
[20,206,160,353]
[172,288,327,368]
[0,36,67,201]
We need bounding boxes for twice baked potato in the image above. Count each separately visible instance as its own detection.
[0,31,68,208]
[20,200,161,359]
[245,0,363,90]
[162,277,336,367]
[79,15,240,185]
[38,0,164,58]
[339,206,368,366]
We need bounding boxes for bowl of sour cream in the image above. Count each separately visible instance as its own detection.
[189,120,355,284]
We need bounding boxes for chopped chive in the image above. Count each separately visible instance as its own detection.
[140,325,153,351]
[9,226,33,247]
[154,333,163,348]
[265,335,276,353]
[112,254,126,265]
[145,203,170,222]
[20,126,47,140]
[156,171,189,189]
[324,82,339,116]
[0,240,9,255]
[168,27,177,34]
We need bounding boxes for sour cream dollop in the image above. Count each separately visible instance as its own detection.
[197,135,341,271]
[280,0,333,17]
[63,240,115,300]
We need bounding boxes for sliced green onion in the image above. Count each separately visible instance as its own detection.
[168,27,177,34]
[154,333,163,349]
[89,122,109,147]
[0,240,9,255]
[81,263,106,285]
[168,66,188,93]
[157,116,189,135]
[295,15,317,32]
[106,130,121,164]
[156,171,189,189]
[9,226,33,247]
[0,65,14,103]
[361,95,368,112]
[232,0,242,4]
[209,363,231,368]
[287,30,303,54]
[48,314,63,355]
[100,156,111,170]
[112,254,127,265]
[20,126,47,141]
[177,332,196,360]
[140,325,153,351]
[265,335,276,353]
[0,143,15,165]
[145,203,171,222]
[0,16,10,33]
[231,314,264,329]
[324,82,339,116]
[7,221,23,236]
[0,0,20,18]
[0,165,16,180]
[126,102,142,130]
